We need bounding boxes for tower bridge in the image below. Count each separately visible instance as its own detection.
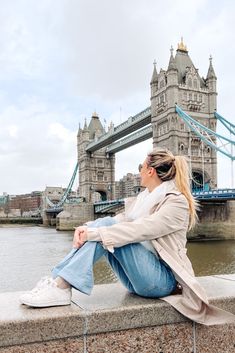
[44,39,235,228]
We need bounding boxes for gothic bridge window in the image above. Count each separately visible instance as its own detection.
[188,77,192,88]
[193,79,198,89]
[191,146,199,156]
[97,159,104,167]
[158,121,168,136]
[97,172,104,181]
[159,93,165,104]
[180,123,185,131]
[210,121,216,129]
[179,143,185,152]
[159,78,165,89]
[192,137,200,144]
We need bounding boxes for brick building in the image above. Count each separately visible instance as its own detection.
[8,191,42,216]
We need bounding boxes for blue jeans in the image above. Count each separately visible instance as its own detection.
[52,217,177,298]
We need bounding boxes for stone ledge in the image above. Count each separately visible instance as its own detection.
[0,274,235,349]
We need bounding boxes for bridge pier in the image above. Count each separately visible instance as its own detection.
[42,211,58,227]
[188,200,235,240]
[56,202,94,231]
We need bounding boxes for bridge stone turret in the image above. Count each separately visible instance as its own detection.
[77,112,115,203]
[151,38,218,190]
[206,55,217,113]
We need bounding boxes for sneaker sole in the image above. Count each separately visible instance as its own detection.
[20,300,71,308]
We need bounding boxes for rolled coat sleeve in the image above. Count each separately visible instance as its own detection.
[87,194,189,252]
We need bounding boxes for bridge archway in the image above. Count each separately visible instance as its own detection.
[91,190,107,203]
[97,190,107,201]
[192,170,210,192]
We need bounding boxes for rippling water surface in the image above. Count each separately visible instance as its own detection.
[0,225,235,293]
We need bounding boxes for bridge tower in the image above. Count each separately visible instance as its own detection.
[77,113,115,202]
[150,39,217,190]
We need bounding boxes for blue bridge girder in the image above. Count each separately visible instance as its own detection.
[94,199,125,213]
[192,189,235,200]
[86,107,151,152]
[45,207,63,213]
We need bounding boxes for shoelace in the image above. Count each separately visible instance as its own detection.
[30,276,56,294]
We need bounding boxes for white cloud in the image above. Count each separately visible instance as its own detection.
[0,98,77,194]
[7,125,18,138]
[48,123,76,143]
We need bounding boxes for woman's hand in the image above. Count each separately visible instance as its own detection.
[73,226,88,248]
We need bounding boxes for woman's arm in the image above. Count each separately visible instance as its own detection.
[87,194,189,252]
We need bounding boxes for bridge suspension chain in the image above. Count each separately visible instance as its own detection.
[46,162,79,209]
[214,111,235,136]
[176,105,235,160]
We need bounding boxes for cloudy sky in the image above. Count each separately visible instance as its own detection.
[0,0,234,195]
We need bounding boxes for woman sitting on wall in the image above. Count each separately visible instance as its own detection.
[20,147,235,325]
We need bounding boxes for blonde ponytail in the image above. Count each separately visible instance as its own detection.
[174,155,198,229]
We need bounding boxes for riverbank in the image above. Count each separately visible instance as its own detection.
[0,217,42,225]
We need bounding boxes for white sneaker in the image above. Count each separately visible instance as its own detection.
[20,276,54,304]
[20,277,71,308]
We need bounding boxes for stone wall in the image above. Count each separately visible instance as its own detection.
[0,275,235,353]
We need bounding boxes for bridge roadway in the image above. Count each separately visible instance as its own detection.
[86,107,151,153]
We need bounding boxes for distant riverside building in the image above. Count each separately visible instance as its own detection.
[115,173,143,199]
[9,191,42,216]
[0,193,9,217]
[0,187,78,218]
[9,191,41,209]
[0,191,42,217]
[0,193,8,206]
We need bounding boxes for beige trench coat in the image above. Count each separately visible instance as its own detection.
[87,186,235,325]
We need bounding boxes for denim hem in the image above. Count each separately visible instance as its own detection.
[55,272,93,295]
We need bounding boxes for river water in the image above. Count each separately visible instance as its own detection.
[0,225,235,293]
